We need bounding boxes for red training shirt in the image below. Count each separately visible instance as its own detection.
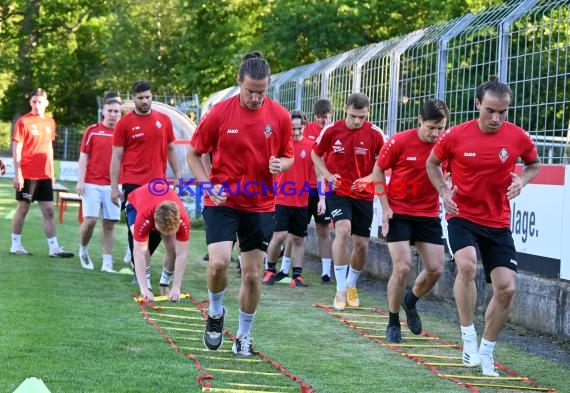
[113,110,175,185]
[275,137,316,207]
[190,95,294,212]
[303,121,324,188]
[377,128,440,217]
[433,119,538,228]
[127,186,191,242]
[80,122,114,185]
[313,119,385,201]
[12,112,56,180]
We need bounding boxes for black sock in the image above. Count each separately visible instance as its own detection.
[388,312,400,327]
[292,267,302,279]
[405,289,419,309]
[267,262,276,273]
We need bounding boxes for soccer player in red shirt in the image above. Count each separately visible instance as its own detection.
[126,185,190,302]
[187,51,294,358]
[293,99,334,283]
[10,88,74,258]
[76,94,122,272]
[372,99,449,343]
[312,92,385,311]
[263,110,322,287]
[110,81,181,285]
[427,77,540,377]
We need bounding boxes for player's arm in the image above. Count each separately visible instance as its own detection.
[269,155,294,174]
[372,163,392,236]
[426,150,457,215]
[76,152,88,196]
[167,141,181,180]
[507,159,540,200]
[187,145,226,205]
[12,140,24,191]
[170,239,189,302]
[311,149,334,183]
[110,145,123,206]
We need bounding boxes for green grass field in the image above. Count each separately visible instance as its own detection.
[0,178,567,393]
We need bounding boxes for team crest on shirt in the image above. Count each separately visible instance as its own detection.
[300,149,307,158]
[498,147,509,163]
[263,124,273,138]
[155,120,162,129]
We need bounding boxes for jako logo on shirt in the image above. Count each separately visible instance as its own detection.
[227,129,239,134]
[464,152,476,157]
[406,156,417,161]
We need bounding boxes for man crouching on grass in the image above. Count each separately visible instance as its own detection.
[126,184,191,302]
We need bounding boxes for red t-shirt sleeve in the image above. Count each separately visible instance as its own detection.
[313,127,330,157]
[113,120,126,147]
[176,208,191,242]
[190,111,217,155]
[433,128,453,162]
[278,115,294,158]
[520,130,539,164]
[376,135,398,170]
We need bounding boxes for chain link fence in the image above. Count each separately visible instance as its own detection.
[203,0,570,164]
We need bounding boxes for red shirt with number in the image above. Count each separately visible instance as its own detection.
[377,128,440,218]
[113,110,175,185]
[80,122,114,185]
[433,119,538,228]
[12,112,56,180]
[127,186,190,242]
[190,95,293,212]
[275,137,315,207]
[313,119,385,201]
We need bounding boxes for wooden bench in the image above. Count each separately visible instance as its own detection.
[53,183,69,207]
[58,192,83,224]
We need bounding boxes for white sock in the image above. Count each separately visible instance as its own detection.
[80,245,88,255]
[11,234,22,247]
[479,338,496,356]
[322,258,332,276]
[236,309,256,338]
[47,237,59,251]
[346,266,361,288]
[280,256,291,274]
[334,265,348,292]
[263,253,268,269]
[461,324,477,342]
[208,289,226,316]
[159,267,174,286]
[102,254,113,263]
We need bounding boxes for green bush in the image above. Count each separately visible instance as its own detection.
[0,120,11,151]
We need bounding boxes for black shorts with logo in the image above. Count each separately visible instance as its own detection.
[16,179,53,202]
[203,206,275,252]
[325,192,373,238]
[447,217,517,283]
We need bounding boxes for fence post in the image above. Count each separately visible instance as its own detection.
[497,0,540,82]
[436,14,475,100]
[63,127,69,161]
[387,31,424,136]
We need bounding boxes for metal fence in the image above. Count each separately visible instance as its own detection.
[203,0,570,163]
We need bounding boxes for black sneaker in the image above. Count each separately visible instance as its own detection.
[401,298,422,335]
[203,309,225,350]
[202,253,209,261]
[273,271,288,283]
[321,274,332,284]
[232,335,255,358]
[386,324,402,344]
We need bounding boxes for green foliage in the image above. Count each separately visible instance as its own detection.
[0,120,11,151]
[0,0,507,126]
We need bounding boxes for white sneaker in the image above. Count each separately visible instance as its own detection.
[462,340,481,367]
[480,353,499,377]
[49,247,74,258]
[80,253,94,270]
[10,244,32,255]
[101,261,117,273]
